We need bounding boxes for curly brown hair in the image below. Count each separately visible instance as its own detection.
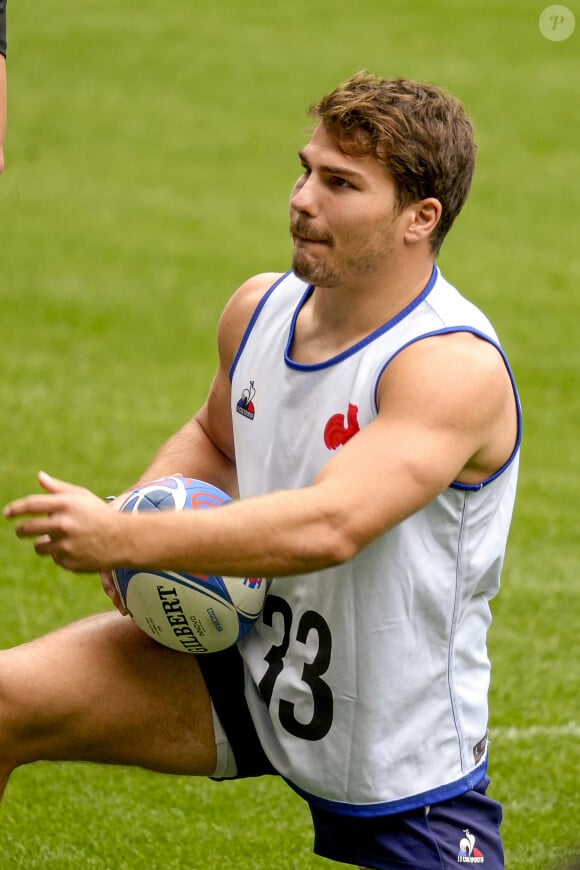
[309,71,477,255]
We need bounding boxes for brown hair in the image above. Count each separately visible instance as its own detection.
[309,71,477,254]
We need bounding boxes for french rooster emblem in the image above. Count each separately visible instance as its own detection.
[236,381,256,420]
[324,403,360,450]
[458,829,485,862]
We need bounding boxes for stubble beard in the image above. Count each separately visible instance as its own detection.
[292,252,340,287]
[291,222,398,289]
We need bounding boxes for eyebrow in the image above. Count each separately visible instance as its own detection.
[298,149,366,182]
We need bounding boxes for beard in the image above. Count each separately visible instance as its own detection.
[292,250,340,287]
[290,217,397,288]
[290,218,336,285]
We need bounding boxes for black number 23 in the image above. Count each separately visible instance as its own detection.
[258,594,334,741]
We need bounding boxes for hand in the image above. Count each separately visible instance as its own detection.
[4,471,123,573]
[101,570,129,615]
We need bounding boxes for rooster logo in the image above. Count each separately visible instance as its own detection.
[458,828,485,863]
[236,381,256,420]
[324,403,360,450]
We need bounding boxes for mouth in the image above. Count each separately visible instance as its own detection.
[294,236,328,249]
[290,222,332,247]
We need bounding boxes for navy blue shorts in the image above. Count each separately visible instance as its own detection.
[197,646,505,869]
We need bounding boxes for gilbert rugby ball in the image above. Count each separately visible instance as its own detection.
[112,476,265,654]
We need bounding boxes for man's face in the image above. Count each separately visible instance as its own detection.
[289,124,404,289]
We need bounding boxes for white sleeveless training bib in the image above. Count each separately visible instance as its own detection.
[230,267,521,816]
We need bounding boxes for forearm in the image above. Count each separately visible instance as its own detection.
[5,472,353,577]
[113,483,353,578]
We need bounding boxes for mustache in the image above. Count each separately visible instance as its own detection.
[290,219,332,244]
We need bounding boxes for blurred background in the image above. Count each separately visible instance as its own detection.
[0,1,578,867]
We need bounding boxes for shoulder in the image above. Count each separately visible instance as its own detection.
[376,331,519,484]
[379,331,513,419]
[217,272,283,368]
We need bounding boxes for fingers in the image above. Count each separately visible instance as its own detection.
[4,472,90,520]
[34,533,60,555]
[4,474,123,574]
[5,494,57,520]
[13,516,63,540]
[4,497,75,541]
[3,474,103,571]
[37,470,87,495]
[101,571,129,616]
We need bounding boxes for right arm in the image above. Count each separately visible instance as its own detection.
[102,271,280,609]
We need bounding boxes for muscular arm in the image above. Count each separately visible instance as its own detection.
[6,328,519,577]
[119,331,518,575]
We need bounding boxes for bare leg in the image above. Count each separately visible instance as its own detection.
[0,611,217,797]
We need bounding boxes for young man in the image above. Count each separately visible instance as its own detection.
[0,0,7,174]
[4,72,521,869]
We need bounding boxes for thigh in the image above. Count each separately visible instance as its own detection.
[0,611,217,776]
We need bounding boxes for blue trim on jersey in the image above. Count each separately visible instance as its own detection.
[229,271,292,383]
[283,265,439,372]
[373,326,523,491]
[283,757,489,818]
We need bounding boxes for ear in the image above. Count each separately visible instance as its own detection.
[403,198,442,245]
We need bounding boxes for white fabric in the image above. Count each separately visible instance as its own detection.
[231,268,520,815]
[211,703,238,779]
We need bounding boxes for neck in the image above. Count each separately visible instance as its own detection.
[292,258,436,364]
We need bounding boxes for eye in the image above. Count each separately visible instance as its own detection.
[329,175,354,189]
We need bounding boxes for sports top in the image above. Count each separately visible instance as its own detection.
[230,267,521,816]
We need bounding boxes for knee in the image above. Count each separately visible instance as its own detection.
[0,641,75,797]
[0,652,31,781]
[0,642,59,768]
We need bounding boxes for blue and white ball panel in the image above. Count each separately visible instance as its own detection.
[117,476,229,514]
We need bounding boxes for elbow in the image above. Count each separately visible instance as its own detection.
[308,517,365,569]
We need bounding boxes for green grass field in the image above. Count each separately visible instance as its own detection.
[1,0,579,866]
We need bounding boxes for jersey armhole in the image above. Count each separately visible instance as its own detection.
[372,326,523,489]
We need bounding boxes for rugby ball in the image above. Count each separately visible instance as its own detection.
[111,476,265,654]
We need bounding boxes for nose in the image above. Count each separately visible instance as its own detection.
[290,173,319,217]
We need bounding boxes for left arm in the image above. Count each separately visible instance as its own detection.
[5,333,518,576]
